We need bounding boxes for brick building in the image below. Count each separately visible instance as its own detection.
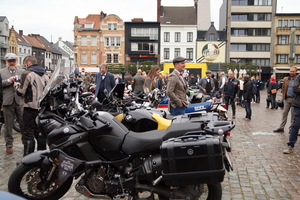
[73,11,125,72]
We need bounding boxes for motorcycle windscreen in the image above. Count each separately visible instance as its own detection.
[109,83,125,99]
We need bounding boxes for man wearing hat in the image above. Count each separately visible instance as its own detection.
[166,57,189,115]
[198,70,215,98]
[0,53,25,154]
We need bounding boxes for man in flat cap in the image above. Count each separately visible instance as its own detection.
[166,57,189,115]
[198,70,215,98]
[0,53,25,154]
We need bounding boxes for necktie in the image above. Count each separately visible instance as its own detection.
[179,73,183,76]
[11,69,15,76]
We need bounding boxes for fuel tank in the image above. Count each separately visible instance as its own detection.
[89,111,129,160]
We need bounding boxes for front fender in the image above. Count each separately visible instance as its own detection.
[21,150,50,166]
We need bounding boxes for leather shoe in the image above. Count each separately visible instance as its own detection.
[273,128,284,133]
[6,147,13,154]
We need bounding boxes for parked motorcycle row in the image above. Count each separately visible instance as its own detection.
[8,63,235,200]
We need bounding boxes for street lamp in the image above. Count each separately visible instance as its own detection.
[289,26,296,66]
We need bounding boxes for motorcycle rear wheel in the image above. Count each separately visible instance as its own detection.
[8,163,73,200]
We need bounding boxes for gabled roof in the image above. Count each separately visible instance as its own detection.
[14,31,31,47]
[63,40,74,49]
[23,35,46,50]
[160,6,197,25]
[0,16,8,22]
[39,36,61,54]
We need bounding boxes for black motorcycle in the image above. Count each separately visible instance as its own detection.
[8,65,234,200]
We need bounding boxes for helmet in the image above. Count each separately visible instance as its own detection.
[277,99,284,108]
[4,53,18,60]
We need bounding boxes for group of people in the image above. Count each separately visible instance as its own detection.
[0,53,49,157]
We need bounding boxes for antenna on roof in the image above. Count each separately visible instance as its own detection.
[281,6,283,13]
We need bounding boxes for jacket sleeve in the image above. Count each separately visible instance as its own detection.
[293,75,300,94]
[16,72,31,97]
[198,78,204,91]
[166,75,181,107]
[110,74,115,89]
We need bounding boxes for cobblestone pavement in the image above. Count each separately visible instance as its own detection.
[0,89,300,200]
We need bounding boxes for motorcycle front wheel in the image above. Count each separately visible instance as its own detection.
[8,163,73,200]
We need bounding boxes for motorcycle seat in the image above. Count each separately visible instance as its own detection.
[122,129,166,155]
[163,123,203,141]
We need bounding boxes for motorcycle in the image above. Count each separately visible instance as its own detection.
[148,88,228,120]
[8,63,234,200]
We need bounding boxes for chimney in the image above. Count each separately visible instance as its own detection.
[19,30,23,36]
[157,0,161,22]
[131,18,144,22]
[194,0,198,8]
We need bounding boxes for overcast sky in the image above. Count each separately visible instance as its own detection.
[1,0,299,43]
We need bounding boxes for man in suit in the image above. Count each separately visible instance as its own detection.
[166,57,189,115]
[198,70,215,98]
[132,69,145,95]
[0,53,25,154]
[95,64,115,103]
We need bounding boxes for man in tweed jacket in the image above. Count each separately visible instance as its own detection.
[166,57,189,115]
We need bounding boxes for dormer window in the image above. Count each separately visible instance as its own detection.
[84,23,94,29]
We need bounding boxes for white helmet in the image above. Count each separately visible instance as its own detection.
[4,53,18,60]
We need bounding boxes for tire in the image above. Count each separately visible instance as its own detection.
[13,117,20,133]
[8,163,73,200]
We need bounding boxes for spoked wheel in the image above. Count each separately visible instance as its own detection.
[8,163,73,200]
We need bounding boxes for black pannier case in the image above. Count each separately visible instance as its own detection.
[161,135,225,186]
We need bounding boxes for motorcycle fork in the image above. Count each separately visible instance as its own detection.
[38,161,58,190]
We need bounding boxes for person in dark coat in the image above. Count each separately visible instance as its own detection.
[267,76,279,109]
[242,75,252,121]
[95,64,115,103]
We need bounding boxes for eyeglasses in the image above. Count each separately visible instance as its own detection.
[7,60,16,63]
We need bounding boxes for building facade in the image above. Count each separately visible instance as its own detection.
[273,13,300,78]
[196,22,226,64]
[73,12,125,72]
[15,30,32,67]
[220,0,277,81]
[54,37,74,70]
[159,3,197,63]
[125,20,160,64]
[0,16,9,69]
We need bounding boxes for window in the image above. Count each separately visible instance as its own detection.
[278,20,282,27]
[209,33,215,41]
[164,32,170,42]
[105,37,109,46]
[113,54,118,63]
[251,44,270,51]
[28,50,30,54]
[111,37,115,46]
[284,20,288,27]
[116,37,121,46]
[297,35,300,45]
[254,0,272,5]
[186,48,193,60]
[277,54,288,64]
[164,48,170,59]
[231,14,247,21]
[232,0,248,6]
[84,23,93,29]
[106,54,112,63]
[91,54,97,64]
[175,48,180,57]
[289,20,294,27]
[81,36,87,46]
[91,36,97,46]
[278,35,289,45]
[108,23,112,30]
[251,58,270,66]
[296,55,300,64]
[113,23,117,30]
[248,28,271,36]
[187,32,193,42]
[81,54,87,64]
[24,49,26,54]
[131,28,159,40]
[296,20,300,27]
[250,13,271,21]
[131,43,157,54]
[175,32,181,42]
[230,44,246,51]
[19,48,21,53]
[231,29,246,36]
